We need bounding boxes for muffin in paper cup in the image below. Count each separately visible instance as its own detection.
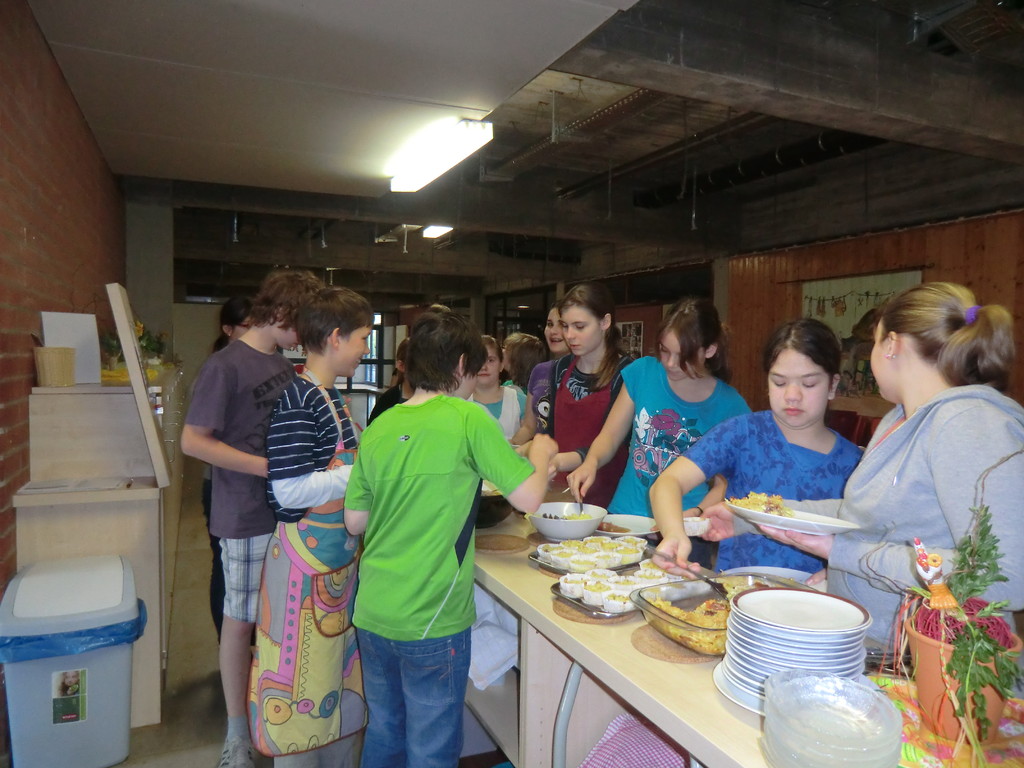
[619,536,648,548]
[583,536,606,547]
[636,567,669,586]
[609,575,640,595]
[560,539,585,551]
[602,591,633,613]
[615,544,644,565]
[584,568,618,583]
[548,548,574,570]
[683,517,711,537]
[536,543,562,562]
[592,550,621,569]
[568,554,600,573]
[582,580,614,606]
[558,573,587,599]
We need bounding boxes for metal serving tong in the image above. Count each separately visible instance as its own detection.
[683,569,731,600]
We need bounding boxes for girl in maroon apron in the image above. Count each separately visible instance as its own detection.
[547,283,631,508]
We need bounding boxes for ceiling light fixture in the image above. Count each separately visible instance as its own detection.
[422,225,453,238]
[386,118,493,193]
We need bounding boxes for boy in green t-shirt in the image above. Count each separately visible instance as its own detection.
[344,307,556,768]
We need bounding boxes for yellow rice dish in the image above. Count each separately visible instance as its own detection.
[728,491,794,517]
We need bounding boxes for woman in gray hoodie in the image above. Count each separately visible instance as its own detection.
[704,282,1024,650]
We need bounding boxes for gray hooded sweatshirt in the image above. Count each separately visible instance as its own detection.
[795,385,1024,647]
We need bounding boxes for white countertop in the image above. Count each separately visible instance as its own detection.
[473,514,769,768]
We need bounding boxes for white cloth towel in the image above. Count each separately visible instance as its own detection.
[469,585,519,690]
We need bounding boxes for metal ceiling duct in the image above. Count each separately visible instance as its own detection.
[633,130,887,209]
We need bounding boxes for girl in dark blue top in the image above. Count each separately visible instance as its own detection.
[651,318,862,574]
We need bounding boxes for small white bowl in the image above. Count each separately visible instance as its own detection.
[528,502,607,541]
[683,517,711,537]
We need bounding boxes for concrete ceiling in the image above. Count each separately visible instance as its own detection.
[27,0,638,197]
[27,0,1024,304]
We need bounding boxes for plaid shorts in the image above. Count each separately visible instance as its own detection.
[220,533,273,623]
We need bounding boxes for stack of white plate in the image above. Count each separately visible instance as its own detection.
[713,588,871,714]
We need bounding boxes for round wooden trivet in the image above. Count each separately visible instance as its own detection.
[630,624,718,664]
[476,534,530,553]
[536,565,562,578]
[526,531,548,547]
[552,599,635,625]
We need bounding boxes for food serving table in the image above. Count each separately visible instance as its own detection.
[471,515,1024,768]
[471,514,767,768]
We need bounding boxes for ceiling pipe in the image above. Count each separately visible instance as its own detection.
[633,130,888,209]
[484,88,670,180]
[557,113,774,200]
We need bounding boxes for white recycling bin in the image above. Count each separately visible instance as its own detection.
[0,555,145,768]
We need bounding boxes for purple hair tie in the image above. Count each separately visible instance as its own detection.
[965,305,981,325]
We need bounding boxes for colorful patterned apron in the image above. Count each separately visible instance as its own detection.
[249,380,366,758]
[553,357,627,508]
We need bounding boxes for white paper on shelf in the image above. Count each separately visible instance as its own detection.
[41,311,102,383]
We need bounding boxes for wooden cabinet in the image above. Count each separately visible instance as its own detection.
[13,383,173,727]
[13,285,176,728]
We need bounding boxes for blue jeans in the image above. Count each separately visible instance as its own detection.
[356,627,471,768]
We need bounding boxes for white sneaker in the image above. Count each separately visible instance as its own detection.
[216,737,255,768]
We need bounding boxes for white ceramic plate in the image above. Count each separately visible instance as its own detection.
[724,502,860,536]
[713,661,764,714]
[595,514,658,537]
[733,588,871,632]
[722,566,813,583]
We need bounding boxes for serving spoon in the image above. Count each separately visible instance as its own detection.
[650,554,730,600]
[685,570,731,600]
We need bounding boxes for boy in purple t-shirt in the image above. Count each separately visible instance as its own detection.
[182,269,322,768]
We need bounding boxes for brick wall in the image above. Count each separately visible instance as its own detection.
[1,7,124,752]
[0,3,124,589]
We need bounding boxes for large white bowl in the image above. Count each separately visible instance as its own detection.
[528,502,607,541]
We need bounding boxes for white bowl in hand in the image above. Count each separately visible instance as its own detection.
[528,502,607,541]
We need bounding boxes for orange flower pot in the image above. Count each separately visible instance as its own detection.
[904,617,1022,743]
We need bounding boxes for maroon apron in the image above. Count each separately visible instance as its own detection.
[553,357,627,508]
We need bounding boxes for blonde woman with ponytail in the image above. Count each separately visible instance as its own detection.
[699,282,1024,651]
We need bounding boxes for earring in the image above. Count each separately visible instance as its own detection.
[885,353,896,360]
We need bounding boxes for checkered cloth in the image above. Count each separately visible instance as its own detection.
[578,713,690,768]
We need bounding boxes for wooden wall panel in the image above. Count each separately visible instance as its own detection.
[726,211,1024,411]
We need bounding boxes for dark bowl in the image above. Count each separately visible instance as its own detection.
[477,492,513,528]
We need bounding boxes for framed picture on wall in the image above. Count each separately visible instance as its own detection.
[802,270,921,397]
[618,320,643,359]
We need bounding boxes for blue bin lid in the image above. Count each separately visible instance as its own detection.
[0,555,138,638]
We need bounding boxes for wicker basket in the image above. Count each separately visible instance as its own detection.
[34,346,76,387]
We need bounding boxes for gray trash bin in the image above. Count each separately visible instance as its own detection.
[0,555,145,768]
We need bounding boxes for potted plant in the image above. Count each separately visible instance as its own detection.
[902,491,1023,763]
[99,330,122,369]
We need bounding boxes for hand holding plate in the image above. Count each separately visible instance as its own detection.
[758,525,835,559]
[701,502,736,541]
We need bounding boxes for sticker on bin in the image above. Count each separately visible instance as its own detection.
[53,668,86,724]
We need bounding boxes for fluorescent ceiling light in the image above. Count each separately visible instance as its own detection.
[387,118,493,193]
[422,225,453,238]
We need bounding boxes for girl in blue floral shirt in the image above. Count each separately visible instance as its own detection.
[651,317,862,574]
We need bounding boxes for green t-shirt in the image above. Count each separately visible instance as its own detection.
[346,395,533,641]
